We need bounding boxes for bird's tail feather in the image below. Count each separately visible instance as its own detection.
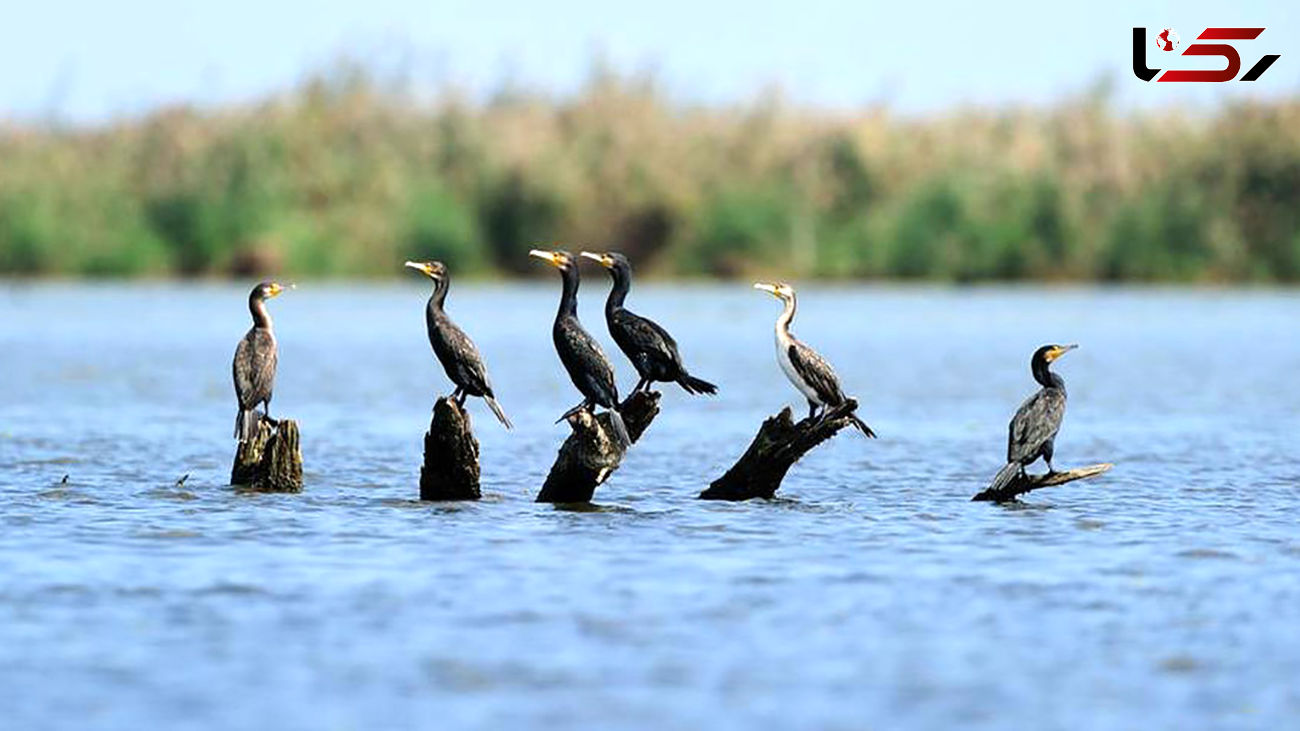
[485,396,513,430]
[989,462,1021,494]
[235,409,257,442]
[607,406,631,448]
[678,372,718,396]
[849,413,877,438]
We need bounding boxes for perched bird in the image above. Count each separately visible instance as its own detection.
[753,282,876,437]
[579,251,717,396]
[232,280,287,442]
[529,249,630,446]
[405,260,512,429]
[988,344,1077,492]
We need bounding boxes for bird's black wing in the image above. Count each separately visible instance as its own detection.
[788,340,847,406]
[1007,387,1066,464]
[556,319,619,407]
[610,309,681,375]
[428,312,494,397]
[233,328,277,409]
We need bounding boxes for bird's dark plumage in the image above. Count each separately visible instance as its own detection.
[988,344,1076,493]
[530,249,629,446]
[582,251,717,395]
[232,281,284,442]
[407,261,511,429]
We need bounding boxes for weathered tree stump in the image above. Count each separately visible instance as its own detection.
[700,399,864,501]
[231,417,303,492]
[971,463,1113,503]
[420,397,481,501]
[535,391,661,503]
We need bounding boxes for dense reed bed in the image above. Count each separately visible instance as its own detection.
[2,68,1297,281]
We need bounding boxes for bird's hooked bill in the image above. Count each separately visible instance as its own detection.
[1047,343,1079,362]
[403,261,444,277]
[579,251,614,267]
[529,249,564,265]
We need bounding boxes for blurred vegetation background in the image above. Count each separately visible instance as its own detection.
[2,65,1298,282]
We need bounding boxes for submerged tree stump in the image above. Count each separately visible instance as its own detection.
[971,463,1113,503]
[420,397,480,501]
[230,417,303,492]
[535,391,661,503]
[700,399,864,501]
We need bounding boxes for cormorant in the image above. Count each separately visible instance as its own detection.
[753,282,876,437]
[404,260,512,429]
[988,344,1077,492]
[232,280,287,442]
[529,249,630,446]
[579,251,717,396]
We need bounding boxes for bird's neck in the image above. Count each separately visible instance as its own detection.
[431,278,449,311]
[605,268,630,316]
[1032,360,1063,390]
[249,295,273,330]
[556,267,580,322]
[774,295,796,343]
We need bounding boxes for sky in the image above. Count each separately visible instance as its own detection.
[0,0,1295,123]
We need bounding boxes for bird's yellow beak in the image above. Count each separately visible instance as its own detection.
[753,282,779,297]
[404,260,444,279]
[1046,344,1079,362]
[579,251,614,268]
[529,249,563,267]
[266,282,286,298]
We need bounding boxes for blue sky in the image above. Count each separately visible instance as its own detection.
[0,0,1294,122]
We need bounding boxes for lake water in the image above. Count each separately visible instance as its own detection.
[1,282,1297,730]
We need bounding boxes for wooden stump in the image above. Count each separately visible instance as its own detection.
[231,417,303,492]
[700,399,864,501]
[420,397,481,501]
[535,391,661,503]
[971,463,1113,503]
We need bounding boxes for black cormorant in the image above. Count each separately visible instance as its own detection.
[232,280,286,442]
[754,281,876,437]
[405,260,512,429]
[579,251,717,396]
[988,344,1077,491]
[529,249,630,446]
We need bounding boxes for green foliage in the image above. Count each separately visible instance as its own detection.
[1,70,1299,282]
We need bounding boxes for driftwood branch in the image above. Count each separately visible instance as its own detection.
[971,463,1113,503]
[700,399,864,501]
[231,417,303,492]
[535,391,661,503]
[420,397,480,501]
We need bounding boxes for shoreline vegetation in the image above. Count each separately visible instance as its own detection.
[2,67,1298,282]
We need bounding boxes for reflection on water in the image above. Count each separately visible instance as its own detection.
[1,282,1298,728]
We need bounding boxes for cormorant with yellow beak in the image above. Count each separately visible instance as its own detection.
[753,281,876,437]
[579,251,717,396]
[529,249,630,446]
[232,280,287,442]
[987,344,1077,492]
[405,260,512,429]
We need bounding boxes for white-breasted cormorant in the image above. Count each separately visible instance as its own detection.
[579,251,717,396]
[529,249,630,446]
[232,280,287,442]
[405,260,512,429]
[754,281,876,437]
[988,344,1077,491]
